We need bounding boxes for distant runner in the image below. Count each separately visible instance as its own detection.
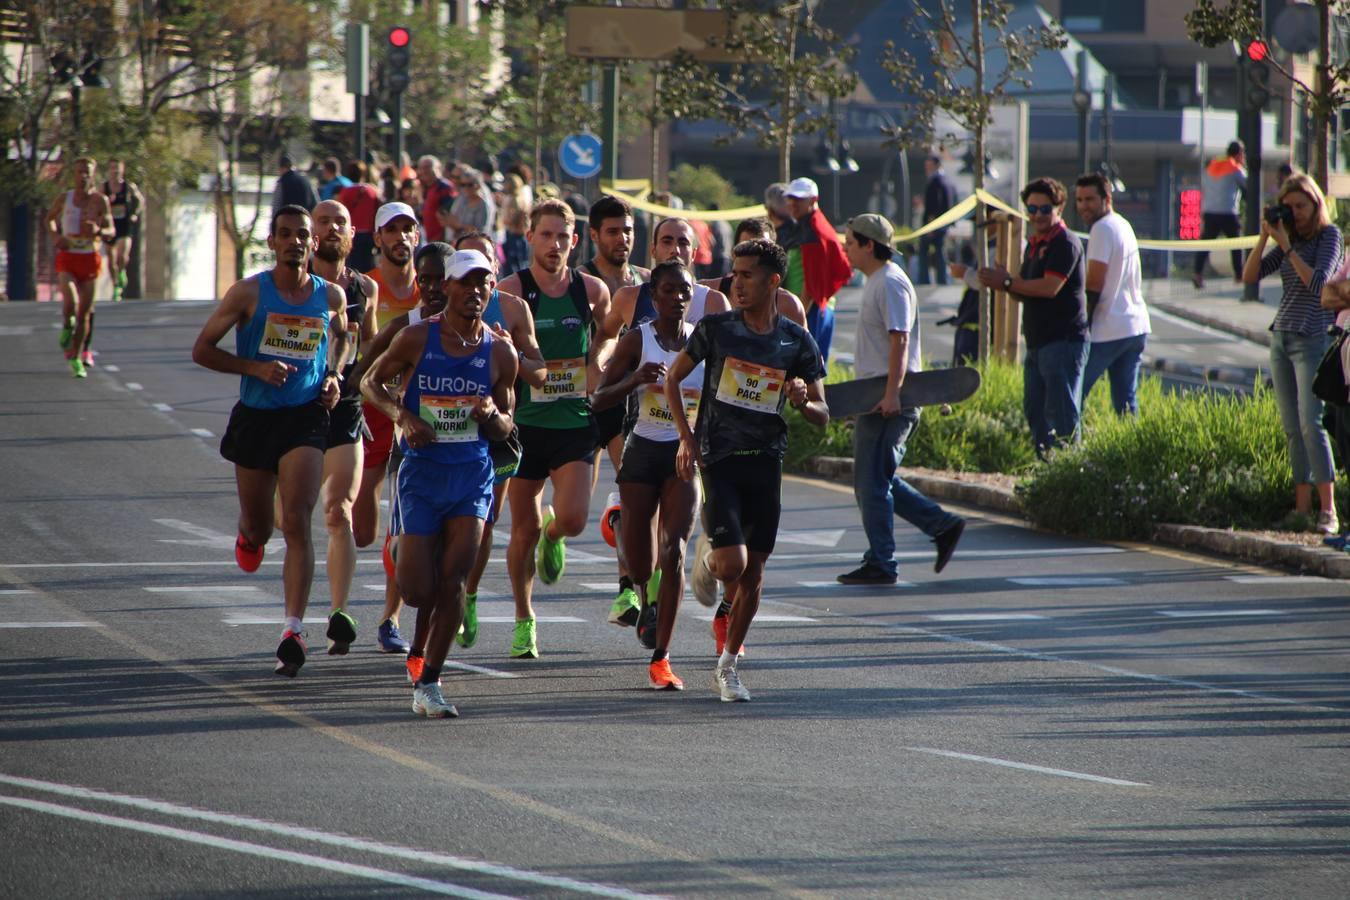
[47,157,112,378]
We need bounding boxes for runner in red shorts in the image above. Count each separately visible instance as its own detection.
[46,157,112,378]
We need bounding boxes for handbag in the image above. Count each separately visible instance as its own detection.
[1312,326,1350,406]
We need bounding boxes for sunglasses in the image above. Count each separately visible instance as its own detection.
[1025,203,1056,215]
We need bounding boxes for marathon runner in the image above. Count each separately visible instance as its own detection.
[191,204,350,677]
[592,260,704,690]
[101,157,144,302]
[496,199,616,658]
[46,157,112,378]
[665,239,828,701]
[306,199,379,654]
[361,248,517,718]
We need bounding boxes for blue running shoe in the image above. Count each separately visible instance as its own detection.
[377,618,410,654]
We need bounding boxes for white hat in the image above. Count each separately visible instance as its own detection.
[446,249,493,280]
[784,177,819,199]
[374,201,418,230]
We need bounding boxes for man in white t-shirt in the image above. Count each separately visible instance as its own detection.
[1075,172,1150,415]
[837,214,965,586]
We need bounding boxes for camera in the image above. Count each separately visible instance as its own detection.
[1264,204,1295,228]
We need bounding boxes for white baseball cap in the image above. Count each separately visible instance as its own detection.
[784,177,819,199]
[446,249,493,280]
[374,201,418,230]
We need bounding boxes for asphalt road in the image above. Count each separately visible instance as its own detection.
[1,299,1347,898]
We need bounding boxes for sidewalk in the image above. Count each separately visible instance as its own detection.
[1144,277,1277,387]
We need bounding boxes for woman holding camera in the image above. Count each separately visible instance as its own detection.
[1242,173,1345,533]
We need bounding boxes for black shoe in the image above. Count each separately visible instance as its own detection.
[836,563,897,585]
[934,519,965,574]
[636,604,658,650]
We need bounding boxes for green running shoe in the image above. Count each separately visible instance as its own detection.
[536,505,565,584]
[70,357,87,379]
[510,617,538,659]
[607,587,640,627]
[117,269,128,290]
[326,609,357,655]
[646,568,662,604]
[58,316,74,350]
[456,592,479,648]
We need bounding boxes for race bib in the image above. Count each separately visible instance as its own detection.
[715,358,785,414]
[419,395,479,443]
[111,203,127,219]
[638,385,700,428]
[66,237,95,252]
[536,357,586,402]
[261,313,325,361]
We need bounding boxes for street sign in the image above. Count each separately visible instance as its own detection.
[565,6,745,63]
[558,133,603,180]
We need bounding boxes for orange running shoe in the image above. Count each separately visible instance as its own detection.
[711,615,745,658]
[235,533,264,573]
[648,658,685,691]
[405,654,424,685]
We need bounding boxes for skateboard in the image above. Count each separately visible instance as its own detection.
[825,367,981,418]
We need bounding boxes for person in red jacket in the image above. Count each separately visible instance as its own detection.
[784,177,852,362]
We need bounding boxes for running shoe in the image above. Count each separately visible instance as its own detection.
[69,357,87,379]
[712,614,745,658]
[80,350,95,367]
[411,681,459,718]
[636,603,658,650]
[235,533,264,573]
[58,316,73,350]
[648,658,684,691]
[111,282,122,302]
[600,492,621,548]
[377,618,410,654]
[646,568,662,604]
[405,653,424,685]
[690,531,717,607]
[456,592,479,648]
[274,630,306,677]
[608,587,640,627]
[326,609,357,655]
[510,617,538,659]
[715,663,750,702]
[118,269,128,290]
[536,505,565,584]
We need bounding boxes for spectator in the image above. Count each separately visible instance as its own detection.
[783,176,853,362]
[917,154,958,285]
[270,153,318,214]
[1193,140,1247,288]
[764,182,802,295]
[415,155,456,242]
[707,206,733,278]
[399,178,422,210]
[1074,172,1150,416]
[686,210,716,277]
[1242,172,1345,533]
[318,156,352,202]
[499,173,532,275]
[379,165,398,202]
[440,167,496,244]
[978,177,1089,456]
[337,160,381,272]
[1320,254,1350,542]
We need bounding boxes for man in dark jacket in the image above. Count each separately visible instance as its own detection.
[918,154,958,285]
[271,154,318,214]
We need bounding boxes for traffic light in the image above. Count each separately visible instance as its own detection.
[1243,39,1271,110]
[387,25,411,94]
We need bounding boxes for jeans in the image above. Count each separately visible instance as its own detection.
[1082,333,1148,416]
[916,229,949,285]
[1270,330,1336,484]
[806,301,835,364]
[1023,338,1089,451]
[852,409,961,576]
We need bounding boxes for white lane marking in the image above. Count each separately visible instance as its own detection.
[926,613,1048,621]
[580,583,622,591]
[1157,609,1285,618]
[124,382,143,391]
[0,795,512,899]
[1216,354,1238,365]
[0,622,103,628]
[0,325,34,336]
[102,364,120,373]
[223,614,329,626]
[775,528,846,547]
[1007,577,1125,586]
[1226,575,1329,584]
[477,616,586,624]
[191,428,214,438]
[0,773,654,899]
[443,661,519,679]
[153,402,173,412]
[153,518,234,546]
[691,613,816,623]
[0,589,34,595]
[362,584,501,597]
[1173,343,1197,354]
[904,747,1149,787]
[797,580,916,589]
[145,586,262,594]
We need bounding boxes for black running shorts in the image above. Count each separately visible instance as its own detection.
[326,395,364,449]
[616,433,678,486]
[220,400,329,473]
[594,404,625,450]
[490,428,524,485]
[515,422,597,482]
[699,452,782,554]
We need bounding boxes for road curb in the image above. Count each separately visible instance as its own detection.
[1150,298,1272,347]
[804,455,1347,579]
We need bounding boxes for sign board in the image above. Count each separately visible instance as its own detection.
[565,6,744,63]
[558,133,603,180]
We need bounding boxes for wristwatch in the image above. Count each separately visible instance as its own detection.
[325,368,342,383]
[1002,275,1014,291]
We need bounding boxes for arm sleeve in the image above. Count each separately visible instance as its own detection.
[1259,247,1286,279]
[1309,228,1345,296]
[1086,222,1112,265]
[684,318,713,365]
[1042,236,1079,280]
[886,274,915,333]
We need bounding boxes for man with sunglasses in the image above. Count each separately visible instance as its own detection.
[978,177,1089,457]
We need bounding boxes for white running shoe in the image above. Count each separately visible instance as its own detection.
[691,531,717,607]
[715,664,750,702]
[411,682,459,718]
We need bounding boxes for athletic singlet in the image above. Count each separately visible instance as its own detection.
[61,192,95,253]
[514,269,591,429]
[367,266,420,328]
[483,288,505,330]
[338,269,367,393]
[104,181,129,223]
[630,321,703,443]
[629,282,711,330]
[236,272,331,409]
[582,260,647,293]
[398,322,493,466]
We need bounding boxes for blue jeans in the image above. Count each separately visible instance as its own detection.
[806,301,835,364]
[1082,333,1148,416]
[852,409,961,576]
[1023,339,1089,451]
[1269,330,1335,484]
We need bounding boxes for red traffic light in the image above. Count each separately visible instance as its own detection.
[1246,39,1269,62]
[389,26,410,48]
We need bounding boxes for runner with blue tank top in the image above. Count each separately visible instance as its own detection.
[361,248,518,718]
[592,261,705,691]
[192,204,350,678]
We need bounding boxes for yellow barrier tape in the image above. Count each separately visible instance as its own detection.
[890,195,981,244]
[601,181,767,221]
[607,177,652,192]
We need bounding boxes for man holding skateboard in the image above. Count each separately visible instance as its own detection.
[836,214,965,586]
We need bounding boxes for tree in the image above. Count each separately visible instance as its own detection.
[1186,0,1350,192]
[883,0,1066,359]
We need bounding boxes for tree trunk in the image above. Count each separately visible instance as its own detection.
[1311,0,1331,191]
[778,12,799,184]
[972,0,991,362]
[650,69,661,191]
[533,41,545,182]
